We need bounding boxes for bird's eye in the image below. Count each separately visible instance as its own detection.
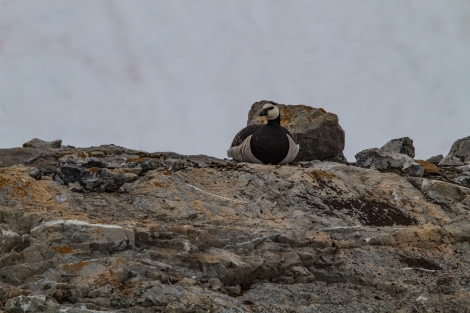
[268,107,274,110]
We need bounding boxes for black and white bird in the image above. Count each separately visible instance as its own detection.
[227,101,299,164]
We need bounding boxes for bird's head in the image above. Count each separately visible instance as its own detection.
[259,102,280,120]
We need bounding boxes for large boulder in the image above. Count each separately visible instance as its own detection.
[247,100,346,163]
[447,136,470,162]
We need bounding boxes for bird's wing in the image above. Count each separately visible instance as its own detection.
[278,134,300,164]
[230,124,263,147]
[281,126,295,140]
[227,135,263,163]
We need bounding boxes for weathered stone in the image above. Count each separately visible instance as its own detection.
[416,159,440,174]
[22,138,62,149]
[456,164,470,173]
[453,174,470,186]
[247,100,346,163]
[0,143,469,312]
[56,162,125,192]
[79,168,125,192]
[0,226,22,253]
[28,168,42,180]
[0,259,56,284]
[355,148,424,176]
[30,220,135,252]
[407,177,470,215]
[81,158,108,169]
[448,135,470,162]
[426,154,444,164]
[56,163,85,184]
[355,137,427,176]
[438,155,464,166]
[207,278,224,291]
[381,136,415,157]
[402,161,425,177]
[5,295,46,313]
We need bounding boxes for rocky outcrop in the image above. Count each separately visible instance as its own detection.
[448,136,470,162]
[247,100,346,163]
[380,136,415,158]
[22,138,62,149]
[0,140,469,312]
[434,136,470,167]
[355,147,424,177]
[355,137,424,177]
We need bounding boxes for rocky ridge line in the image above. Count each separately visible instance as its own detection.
[0,137,469,312]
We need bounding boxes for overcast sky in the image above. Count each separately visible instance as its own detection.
[1,1,469,161]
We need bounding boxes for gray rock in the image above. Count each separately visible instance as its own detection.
[56,162,125,192]
[30,220,135,252]
[28,168,42,180]
[403,161,425,177]
[5,295,46,313]
[456,164,470,173]
[355,148,424,176]
[0,259,57,284]
[22,138,62,149]
[28,166,56,180]
[380,137,415,157]
[426,154,444,164]
[247,100,346,163]
[453,174,470,186]
[0,226,22,253]
[56,163,86,184]
[438,155,464,166]
[79,168,125,192]
[448,136,470,162]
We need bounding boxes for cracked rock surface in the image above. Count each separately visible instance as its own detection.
[0,143,469,312]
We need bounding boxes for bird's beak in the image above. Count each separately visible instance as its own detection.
[259,109,268,116]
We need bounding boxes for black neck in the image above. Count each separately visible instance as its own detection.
[267,115,281,125]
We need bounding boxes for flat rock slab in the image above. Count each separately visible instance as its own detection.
[30,220,135,252]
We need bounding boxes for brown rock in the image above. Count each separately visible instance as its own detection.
[416,159,440,174]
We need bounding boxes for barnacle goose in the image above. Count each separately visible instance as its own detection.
[227,101,299,164]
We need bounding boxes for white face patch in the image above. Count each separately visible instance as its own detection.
[262,103,280,120]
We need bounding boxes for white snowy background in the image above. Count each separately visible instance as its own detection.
[1,1,469,161]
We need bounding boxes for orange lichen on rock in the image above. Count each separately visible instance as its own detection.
[281,107,294,126]
[416,160,440,174]
[128,157,147,163]
[307,170,338,181]
[52,245,79,254]
[153,181,167,188]
[163,169,172,176]
[62,261,91,274]
[0,167,71,214]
